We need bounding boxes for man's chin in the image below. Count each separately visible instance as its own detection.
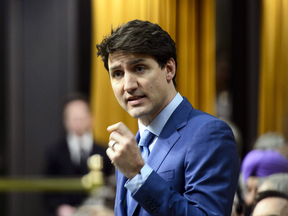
[129,112,146,119]
[127,109,148,119]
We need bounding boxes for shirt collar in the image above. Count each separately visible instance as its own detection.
[67,131,94,152]
[138,92,183,136]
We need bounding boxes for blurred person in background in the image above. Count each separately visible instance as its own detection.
[253,132,286,150]
[230,132,285,216]
[257,173,288,195]
[45,93,114,216]
[241,147,288,216]
[252,190,288,216]
[238,132,288,216]
[251,173,288,216]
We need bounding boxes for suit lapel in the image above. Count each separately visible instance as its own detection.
[147,123,180,171]
[147,98,192,172]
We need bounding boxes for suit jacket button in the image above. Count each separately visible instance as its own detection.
[153,207,159,213]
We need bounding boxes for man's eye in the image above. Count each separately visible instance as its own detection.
[135,66,145,72]
[113,71,123,77]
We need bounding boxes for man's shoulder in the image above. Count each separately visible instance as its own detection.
[49,139,69,153]
[176,99,232,134]
[190,108,218,121]
[175,98,219,122]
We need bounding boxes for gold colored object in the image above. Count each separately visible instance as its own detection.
[81,154,104,189]
[0,154,104,193]
[0,178,85,192]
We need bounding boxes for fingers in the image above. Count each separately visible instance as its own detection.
[106,139,123,165]
[108,140,117,149]
[107,122,132,137]
[106,122,129,165]
[106,147,115,164]
[106,122,144,178]
[107,122,135,150]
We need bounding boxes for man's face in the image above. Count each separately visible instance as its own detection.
[108,52,176,126]
[245,176,259,207]
[64,100,92,136]
[253,197,288,216]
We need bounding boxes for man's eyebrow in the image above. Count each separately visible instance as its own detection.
[109,58,146,72]
[109,65,121,72]
[127,58,145,66]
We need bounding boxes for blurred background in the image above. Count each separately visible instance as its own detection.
[0,0,287,215]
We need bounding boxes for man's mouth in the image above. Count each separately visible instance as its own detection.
[126,95,147,106]
[127,95,145,101]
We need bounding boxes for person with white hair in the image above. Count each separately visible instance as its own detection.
[258,173,288,195]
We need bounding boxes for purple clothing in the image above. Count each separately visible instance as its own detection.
[241,149,288,182]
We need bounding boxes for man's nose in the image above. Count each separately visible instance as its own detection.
[124,73,138,91]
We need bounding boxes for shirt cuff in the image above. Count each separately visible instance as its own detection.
[124,164,153,193]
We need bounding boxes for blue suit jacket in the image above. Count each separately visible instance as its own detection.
[114,98,239,216]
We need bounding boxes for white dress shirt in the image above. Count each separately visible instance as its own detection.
[67,131,94,165]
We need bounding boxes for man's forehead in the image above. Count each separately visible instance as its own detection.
[109,52,131,64]
[109,52,155,64]
[65,100,90,113]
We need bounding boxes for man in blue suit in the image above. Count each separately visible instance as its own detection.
[96,19,239,216]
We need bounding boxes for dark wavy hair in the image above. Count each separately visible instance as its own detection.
[96,19,177,87]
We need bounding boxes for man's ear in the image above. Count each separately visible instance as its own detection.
[165,58,176,82]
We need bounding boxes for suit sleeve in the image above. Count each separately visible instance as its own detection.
[132,119,240,216]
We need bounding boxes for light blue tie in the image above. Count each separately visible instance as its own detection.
[139,129,155,162]
[127,129,155,216]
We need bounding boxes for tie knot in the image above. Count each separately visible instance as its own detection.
[139,129,154,148]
